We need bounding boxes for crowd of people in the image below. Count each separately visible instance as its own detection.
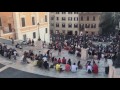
[50,33,119,60]
[49,33,119,74]
[0,33,117,76]
[0,43,18,60]
[15,38,35,49]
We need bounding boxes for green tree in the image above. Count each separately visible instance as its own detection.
[99,12,120,35]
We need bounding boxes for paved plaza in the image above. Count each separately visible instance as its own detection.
[0,40,109,78]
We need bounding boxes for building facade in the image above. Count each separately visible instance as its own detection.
[0,12,16,39]
[0,12,50,43]
[49,12,101,35]
[50,12,79,35]
[79,12,101,35]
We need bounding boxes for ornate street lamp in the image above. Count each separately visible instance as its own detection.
[44,33,46,43]
[37,23,41,41]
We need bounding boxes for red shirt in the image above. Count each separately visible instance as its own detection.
[65,64,71,72]
[62,58,66,64]
[93,64,98,74]
[58,59,61,63]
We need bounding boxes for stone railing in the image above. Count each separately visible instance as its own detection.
[108,59,120,78]
[109,65,120,78]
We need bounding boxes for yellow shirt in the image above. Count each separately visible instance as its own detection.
[56,64,60,71]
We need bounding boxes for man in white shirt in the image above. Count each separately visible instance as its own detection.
[87,63,92,73]
[101,53,104,60]
[71,63,78,73]
[13,50,17,60]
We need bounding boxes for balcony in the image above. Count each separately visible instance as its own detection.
[0,26,15,34]
[3,30,14,34]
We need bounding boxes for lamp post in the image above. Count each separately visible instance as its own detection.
[37,23,41,41]
[114,22,120,68]
[44,33,45,43]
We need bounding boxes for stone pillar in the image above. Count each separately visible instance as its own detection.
[0,29,3,37]
[108,66,120,78]
[13,12,21,40]
[35,41,43,50]
[81,48,88,60]
[108,66,119,78]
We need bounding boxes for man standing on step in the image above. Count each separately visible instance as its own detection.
[13,50,17,60]
[11,38,14,46]
[32,39,34,46]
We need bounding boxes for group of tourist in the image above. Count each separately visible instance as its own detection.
[49,32,120,74]
[86,60,98,74]
[20,47,84,73]
[15,38,35,49]
[36,55,83,73]
[52,57,82,72]
[0,43,18,60]
[27,38,35,46]
[0,32,117,75]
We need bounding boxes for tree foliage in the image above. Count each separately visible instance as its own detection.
[99,12,120,35]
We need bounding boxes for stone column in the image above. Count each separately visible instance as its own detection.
[13,12,21,40]
[0,29,3,37]
[108,66,114,78]
[81,48,88,60]
[35,40,43,50]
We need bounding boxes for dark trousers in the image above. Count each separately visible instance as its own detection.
[105,66,109,74]
[0,50,2,55]
[13,55,16,60]
[1,51,4,56]
[8,55,11,59]
[60,68,64,72]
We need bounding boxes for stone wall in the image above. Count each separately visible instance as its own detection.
[109,66,120,78]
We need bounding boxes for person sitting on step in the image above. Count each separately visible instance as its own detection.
[87,62,92,74]
[65,63,71,72]
[62,57,66,64]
